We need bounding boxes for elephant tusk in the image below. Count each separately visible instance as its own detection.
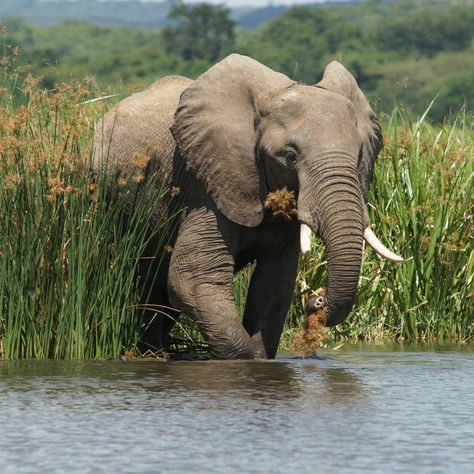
[300,224,312,258]
[364,227,404,262]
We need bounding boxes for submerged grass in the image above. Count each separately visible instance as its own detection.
[0,48,472,358]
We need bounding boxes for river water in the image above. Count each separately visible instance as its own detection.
[1,346,474,473]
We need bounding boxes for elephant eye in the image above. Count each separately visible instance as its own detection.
[278,146,299,167]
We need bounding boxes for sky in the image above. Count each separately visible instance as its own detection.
[122,0,350,7]
[38,0,356,10]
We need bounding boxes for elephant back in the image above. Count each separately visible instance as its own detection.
[91,75,193,187]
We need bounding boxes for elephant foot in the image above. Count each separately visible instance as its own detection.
[206,333,265,360]
[209,346,258,360]
[170,352,211,361]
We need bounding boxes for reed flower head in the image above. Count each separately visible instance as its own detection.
[132,152,150,170]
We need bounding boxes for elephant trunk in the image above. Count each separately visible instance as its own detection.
[298,152,364,326]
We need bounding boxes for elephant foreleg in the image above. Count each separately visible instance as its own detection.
[242,238,300,359]
[167,208,256,359]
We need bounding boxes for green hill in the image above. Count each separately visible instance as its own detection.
[0,0,363,29]
[1,0,473,121]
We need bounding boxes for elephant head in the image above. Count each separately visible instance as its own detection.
[171,54,401,327]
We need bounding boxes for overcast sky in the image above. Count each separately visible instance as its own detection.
[44,0,355,9]
[52,0,354,7]
[138,0,349,7]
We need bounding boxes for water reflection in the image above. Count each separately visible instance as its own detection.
[149,360,302,400]
[0,358,368,406]
[304,366,368,405]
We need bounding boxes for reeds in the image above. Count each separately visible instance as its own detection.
[286,106,474,344]
[0,58,173,359]
[1,41,472,358]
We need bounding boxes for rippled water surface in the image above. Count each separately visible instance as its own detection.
[1,346,474,473]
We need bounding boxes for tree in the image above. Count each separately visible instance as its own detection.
[237,7,364,84]
[163,3,236,63]
[374,5,474,57]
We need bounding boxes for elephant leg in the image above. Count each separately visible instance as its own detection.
[139,290,180,353]
[137,239,179,353]
[242,237,300,359]
[167,208,256,359]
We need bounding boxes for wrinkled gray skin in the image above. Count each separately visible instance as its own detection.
[92,54,382,359]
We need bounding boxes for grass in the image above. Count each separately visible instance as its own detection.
[283,105,474,346]
[0,62,175,359]
[0,50,472,358]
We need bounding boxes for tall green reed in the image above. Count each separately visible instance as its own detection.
[1,33,472,356]
[287,106,473,344]
[0,72,174,359]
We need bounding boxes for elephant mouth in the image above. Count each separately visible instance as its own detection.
[299,222,403,262]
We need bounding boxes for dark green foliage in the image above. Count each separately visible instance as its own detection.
[373,5,474,57]
[2,0,474,121]
[163,3,236,62]
[2,19,209,92]
[367,52,474,121]
[237,7,364,83]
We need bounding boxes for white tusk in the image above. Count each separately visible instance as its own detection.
[364,227,404,262]
[300,224,312,258]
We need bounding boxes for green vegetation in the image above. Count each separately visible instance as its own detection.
[283,106,473,345]
[0,63,175,359]
[2,0,473,121]
[163,4,236,62]
[237,1,474,121]
[0,0,473,358]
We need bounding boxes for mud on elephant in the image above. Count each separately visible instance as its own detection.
[92,54,402,359]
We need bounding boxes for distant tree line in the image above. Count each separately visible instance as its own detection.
[163,3,235,62]
[1,0,473,121]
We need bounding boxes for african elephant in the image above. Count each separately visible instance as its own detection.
[92,54,402,359]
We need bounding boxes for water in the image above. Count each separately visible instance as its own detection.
[1,346,474,474]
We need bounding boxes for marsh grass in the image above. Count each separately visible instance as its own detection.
[0,59,175,359]
[1,39,472,358]
[284,106,474,345]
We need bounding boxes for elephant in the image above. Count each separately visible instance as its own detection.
[91,54,402,360]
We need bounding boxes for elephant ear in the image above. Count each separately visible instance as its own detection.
[316,61,383,203]
[171,54,294,227]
